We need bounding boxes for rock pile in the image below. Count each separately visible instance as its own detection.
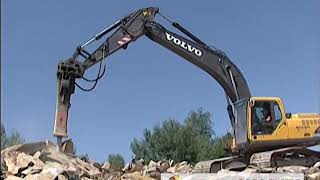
[212,164,320,179]
[0,141,192,180]
[121,159,192,179]
[1,141,319,180]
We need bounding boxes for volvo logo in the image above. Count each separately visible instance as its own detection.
[165,32,203,57]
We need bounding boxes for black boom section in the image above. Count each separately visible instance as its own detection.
[80,7,251,102]
[77,7,250,102]
[81,7,159,70]
[144,21,251,103]
[55,7,251,138]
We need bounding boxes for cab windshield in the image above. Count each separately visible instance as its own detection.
[251,101,282,135]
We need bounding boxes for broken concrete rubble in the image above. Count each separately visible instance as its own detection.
[307,172,320,180]
[166,161,192,174]
[1,141,320,180]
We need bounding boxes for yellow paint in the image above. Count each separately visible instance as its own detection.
[143,11,151,16]
[227,97,320,153]
[248,97,320,142]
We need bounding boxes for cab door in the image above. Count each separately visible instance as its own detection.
[249,99,288,142]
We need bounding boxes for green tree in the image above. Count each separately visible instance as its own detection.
[130,108,227,165]
[1,122,25,150]
[108,154,125,171]
[79,153,90,162]
[1,122,6,149]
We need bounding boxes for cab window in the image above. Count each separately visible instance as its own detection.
[273,103,282,123]
[251,101,282,135]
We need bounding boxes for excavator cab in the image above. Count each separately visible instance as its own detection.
[232,97,288,153]
[232,97,320,154]
[250,100,282,136]
[196,97,320,173]
[248,97,288,145]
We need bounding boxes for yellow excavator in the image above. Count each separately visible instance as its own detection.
[53,7,320,172]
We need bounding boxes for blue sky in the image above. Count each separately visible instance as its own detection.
[2,1,319,163]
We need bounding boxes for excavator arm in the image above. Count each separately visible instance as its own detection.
[53,7,251,143]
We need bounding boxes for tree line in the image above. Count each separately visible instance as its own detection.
[1,108,227,169]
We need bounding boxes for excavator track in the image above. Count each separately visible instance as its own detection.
[193,156,247,173]
[250,146,320,169]
[193,146,320,173]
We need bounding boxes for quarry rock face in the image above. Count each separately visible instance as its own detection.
[1,141,320,180]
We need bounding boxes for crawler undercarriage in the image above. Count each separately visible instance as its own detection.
[193,146,320,173]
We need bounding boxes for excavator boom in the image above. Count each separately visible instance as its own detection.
[54,7,251,140]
